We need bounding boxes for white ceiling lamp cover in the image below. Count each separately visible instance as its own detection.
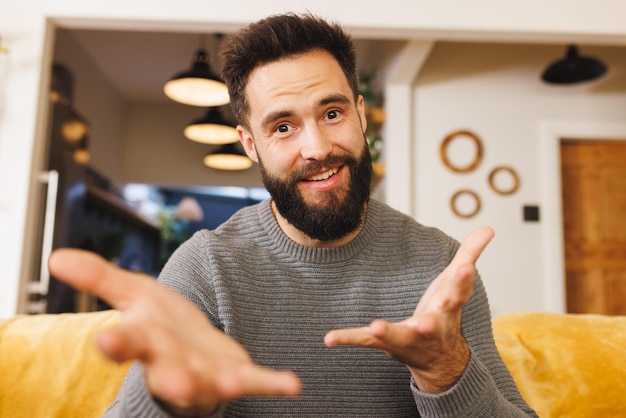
[164,45,229,107]
[203,143,253,171]
[184,107,238,144]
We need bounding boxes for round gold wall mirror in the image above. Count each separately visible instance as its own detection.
[488,166,520,195]
[440,130,483,173]
[450,189,481,218]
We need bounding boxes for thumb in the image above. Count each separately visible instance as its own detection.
[96,325,146,363]
[454,227,495,266]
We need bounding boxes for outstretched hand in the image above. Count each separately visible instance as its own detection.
[48,249,301,414]
[324,227,495,393]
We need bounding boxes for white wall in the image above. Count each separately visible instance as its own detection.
[122,103,264,188]
[54,29,125,184]
[411,42,626,317]
[2,0,626,317]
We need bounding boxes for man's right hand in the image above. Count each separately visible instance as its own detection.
[48,249,302,415]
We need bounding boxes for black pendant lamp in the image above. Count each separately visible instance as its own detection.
[184,107,238,144]
[541,45,607,85]
[52,64,90,144]
[73,139,90,165]
[164,36,230,106]
[203,143,253,171]
[69,134,90,165]
[61,107,89,143]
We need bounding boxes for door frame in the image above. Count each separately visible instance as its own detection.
[540,120,626,313]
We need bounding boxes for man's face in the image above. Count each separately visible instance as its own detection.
[238,49,372,242]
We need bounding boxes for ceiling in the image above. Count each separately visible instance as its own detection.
[60,25,624,109]
[62,29,228,105]
[59,28,396,107]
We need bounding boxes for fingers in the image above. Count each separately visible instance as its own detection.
[324,320,419,349]
[158,366,300,415]
[143,358,301,411]
[49,249,303,410]
[98,323,302,407]
[439,227,494,309]
[454,227,495,266]
[369,319,422,345]
[324,325,374,347]
[215,366,302,400]
[96,326,147,363]
[48,248,150,310]
[425,227,493,311]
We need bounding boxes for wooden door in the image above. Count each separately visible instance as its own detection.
[561,139,626,315]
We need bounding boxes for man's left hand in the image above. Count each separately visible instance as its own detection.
[324,227,495,393]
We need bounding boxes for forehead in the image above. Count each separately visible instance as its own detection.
[244,49,352,113]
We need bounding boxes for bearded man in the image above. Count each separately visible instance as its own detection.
[50,12,537,418]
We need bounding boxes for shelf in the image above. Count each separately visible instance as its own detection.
[86,185,160,234]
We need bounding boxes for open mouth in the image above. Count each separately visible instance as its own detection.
[304,166,340,182]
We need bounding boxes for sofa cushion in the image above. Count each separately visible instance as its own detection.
[0,310,131,418]
[493,311,626,418]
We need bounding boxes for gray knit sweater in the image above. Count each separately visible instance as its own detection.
[104,199,537,417]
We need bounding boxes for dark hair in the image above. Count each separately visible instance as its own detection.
[219,12,358,129]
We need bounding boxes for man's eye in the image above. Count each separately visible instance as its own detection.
[327,110,340,120]
[276,124,290,133]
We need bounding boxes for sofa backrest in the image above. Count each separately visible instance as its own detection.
[4,308,625,417]
[494,311,626,418]
[0,310,131,418]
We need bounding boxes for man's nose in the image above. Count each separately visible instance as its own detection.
[300,124,332,161]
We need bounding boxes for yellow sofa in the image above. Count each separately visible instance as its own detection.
[1,310,625,417]
[0,310,131,418]
[493,312,626,417]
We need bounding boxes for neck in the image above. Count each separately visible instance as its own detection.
[270,200,367,248]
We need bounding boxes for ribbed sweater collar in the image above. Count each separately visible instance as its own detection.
[256,198,382,265]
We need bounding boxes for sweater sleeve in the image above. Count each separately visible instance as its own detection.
[103,362,226,418]
[102,362,170,418]
[411,351,536,417]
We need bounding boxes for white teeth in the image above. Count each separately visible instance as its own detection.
[308,167,339,181]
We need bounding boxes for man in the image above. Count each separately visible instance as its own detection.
[49,13,537,417]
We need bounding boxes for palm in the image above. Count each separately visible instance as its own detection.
[324,227,495,391]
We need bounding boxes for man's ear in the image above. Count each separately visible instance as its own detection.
[237,125,259,163]
[356,95,367,134]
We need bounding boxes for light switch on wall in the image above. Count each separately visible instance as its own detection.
[523,205,540,222]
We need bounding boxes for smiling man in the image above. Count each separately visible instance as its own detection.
[49,12,537,418]
[239,49,372,245]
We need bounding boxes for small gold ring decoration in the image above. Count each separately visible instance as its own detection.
[488,166,520,195]
[440,130,483,173]
[450,189,481,219]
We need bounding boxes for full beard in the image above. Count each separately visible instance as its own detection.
[259,141,372,242]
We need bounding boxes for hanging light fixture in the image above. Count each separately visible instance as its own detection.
[184,107,238,144]
[61,107,89,143]
[164,35,229,107]
[51,63,73,105]
[70,134,90,165]
[51,64,90,143]
[203,143,253,171]
[541,45,607,85]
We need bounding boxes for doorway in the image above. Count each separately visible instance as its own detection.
[540,120,626,313]
[561,139,626,314]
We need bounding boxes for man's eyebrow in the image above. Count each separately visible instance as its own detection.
[261,110,293,130]
[317,94,351,107]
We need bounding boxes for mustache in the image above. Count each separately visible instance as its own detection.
[291,154,356,182]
